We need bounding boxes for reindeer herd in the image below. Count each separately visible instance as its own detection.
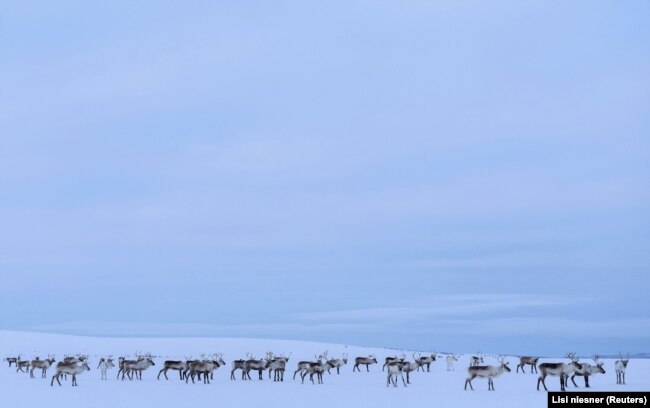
[3,350,632,391]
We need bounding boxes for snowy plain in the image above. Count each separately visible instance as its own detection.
[1,331,646,408]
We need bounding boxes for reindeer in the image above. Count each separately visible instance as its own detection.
[116,356,136,379]
[415,352,437,372]
[326,352,347,375]
[400,354,424,384]
[464,355,511,391]
[516,356,539,374]
[158,358,188,380]
[268,353,290,381]
[386,360,407,387]
[62,354,87,364]
[231,358,246,380]
[446,355,459,371]
[58,355,86,380]
[615,352,630,385]
[353,354,377,372]
[294,352,328,380]
[208,354,226,381]
[97,357,115,380]
[51,361,90,386]
[383,355,405,371]
[185,356,223,384]
[537,353,578,392]
[244,352,272,380]
[470,353,484,367]
[5,356,18,367]
[16,356,31,374]
[300,353,328,384]
[30,355,56,378]
[568,355,605,388]
[121,358,155,380]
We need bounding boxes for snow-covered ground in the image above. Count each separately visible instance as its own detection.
[1,331,646,407]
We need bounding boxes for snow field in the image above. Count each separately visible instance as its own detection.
[1,331,646,408]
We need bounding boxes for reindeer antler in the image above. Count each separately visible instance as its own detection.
[566,352,578,362]
[593,354,603,366]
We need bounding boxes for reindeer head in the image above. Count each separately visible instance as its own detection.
[215,353,226,366]
[593,355,605,374]
[497,355,511,372]
[619,352,630,367]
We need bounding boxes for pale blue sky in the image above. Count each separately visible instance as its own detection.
[1,0,649,356]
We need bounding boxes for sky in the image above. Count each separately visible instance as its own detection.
[1,0,649,356]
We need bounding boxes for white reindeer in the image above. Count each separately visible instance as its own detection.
[386,360,407,387]
[464,356,511,391]
[51,361,91,386]
[615,352,630,385]
[97,357,115,380]
[446,355,459,371]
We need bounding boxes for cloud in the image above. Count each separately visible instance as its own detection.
[293,293,587,323]
[427,317,650,338]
